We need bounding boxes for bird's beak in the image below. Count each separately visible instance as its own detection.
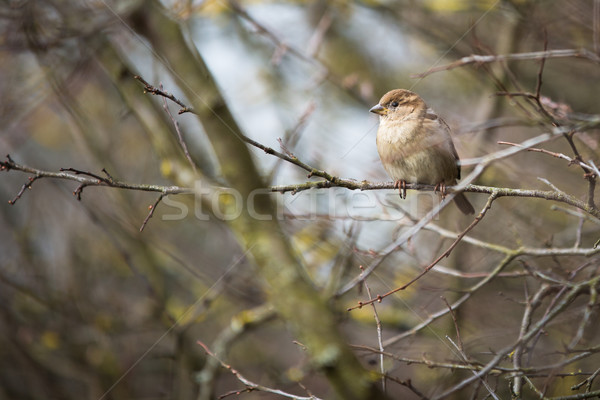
[369,104,387,115]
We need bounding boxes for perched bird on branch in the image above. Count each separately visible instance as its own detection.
[370,89,474,215]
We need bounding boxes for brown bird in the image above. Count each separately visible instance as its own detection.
[370,89,474,215]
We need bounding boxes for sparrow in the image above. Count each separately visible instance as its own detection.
[370,89,474,215]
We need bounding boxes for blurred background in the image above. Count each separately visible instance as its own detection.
[1,0,600,399]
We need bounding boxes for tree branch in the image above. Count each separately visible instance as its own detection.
[1,154,191,204]
[413,49,600,78]
[4,155,599,220]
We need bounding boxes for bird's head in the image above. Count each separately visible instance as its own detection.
[370,89,426,120]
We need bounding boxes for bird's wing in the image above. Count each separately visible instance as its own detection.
[425,109,461,180]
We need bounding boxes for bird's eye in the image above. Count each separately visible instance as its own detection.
[391,101,399,107]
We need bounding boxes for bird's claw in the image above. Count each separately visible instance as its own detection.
[394,180,407,199]
[434,182,447,199]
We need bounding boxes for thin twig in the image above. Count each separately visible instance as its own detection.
[352,344,600,378]
[225,0,370,105]
[441,297,464,353]
[347,193,495,310]
[139,194,165,232]
[571,366,600,391]
[134,75,193,113]
[384,376,429,400]
[497,141,596,173]
[547,389,600,399]
[134,76,343,184]
[268,101,316,181]
[528,33,557,125]
[512,284,552,398]
[306,9,333,57]
[7,175,39,205]
[413,49,600,78]
[1,155,192,203]
[568,284,597,350]
[446,336,500,400]
[434,282,594,399]
[197,341,321,400]
[360,265,386,393]
[159,83,197,173]
[575,215,585,248]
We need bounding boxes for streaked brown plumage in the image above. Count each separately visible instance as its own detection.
[370,89,474,215]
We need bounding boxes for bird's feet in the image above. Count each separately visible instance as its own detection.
[394,180,407,199]
[434,182,447,199]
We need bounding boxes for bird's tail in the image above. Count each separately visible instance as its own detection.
[453,192,475,215]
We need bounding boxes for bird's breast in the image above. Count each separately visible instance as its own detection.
[376,120,458,184]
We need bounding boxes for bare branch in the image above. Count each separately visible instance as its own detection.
[158,83,198,173]
[347,193,497,311]
[497,141,596,173]
[413,49,600,78]
[134,75,193,114]
[5,152,600,223]
[139,194,165,232]
[512,284,553,398]
[434,281,596,399]
[361,266,386,392]
[1,155,192,201]
[197,341,321,400]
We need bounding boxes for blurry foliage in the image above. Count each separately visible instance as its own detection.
[2,0,600,399]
